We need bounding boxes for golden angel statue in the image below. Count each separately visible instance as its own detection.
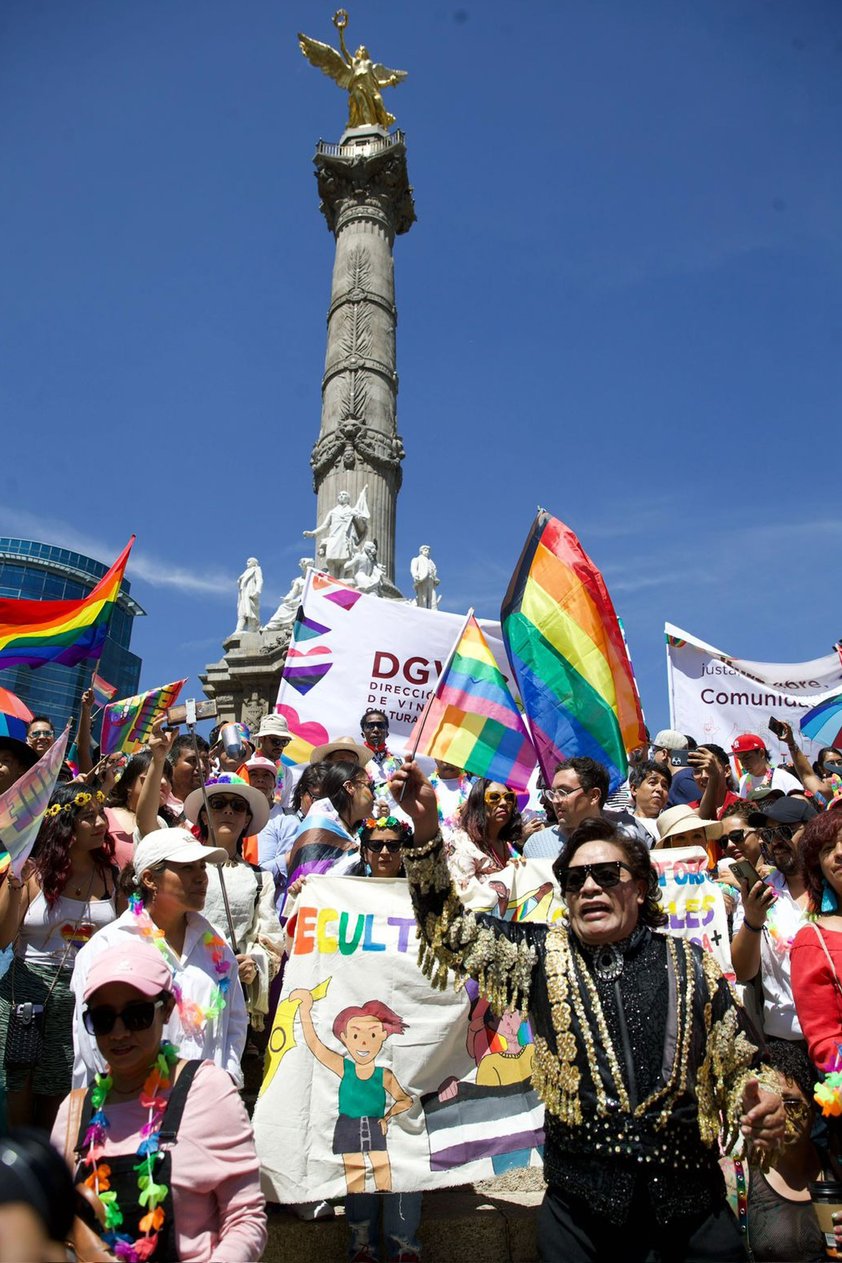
[298,9,407,129]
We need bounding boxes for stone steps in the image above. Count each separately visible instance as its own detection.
[261,1177,544,1263]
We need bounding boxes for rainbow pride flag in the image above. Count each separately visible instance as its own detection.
[501,511,646,792]
[415,614,537,791]
[0,537,135,670]
[101,678,186,755]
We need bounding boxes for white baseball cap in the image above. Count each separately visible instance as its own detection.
[132,827,227,879]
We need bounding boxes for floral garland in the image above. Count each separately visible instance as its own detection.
[45,789,105,819]
[128,895,231,1034]
[814,1043,842,1118]
[764,887,807,959]
[83,1040,179,1261]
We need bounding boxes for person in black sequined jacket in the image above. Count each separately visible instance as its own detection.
[388,760,785,1263]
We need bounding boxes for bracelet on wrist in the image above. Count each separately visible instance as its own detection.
[743,918,763,933]
[402,830,443,859]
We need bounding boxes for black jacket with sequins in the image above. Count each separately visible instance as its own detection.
[404,836,766,1227]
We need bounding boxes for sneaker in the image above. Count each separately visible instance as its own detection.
[290,1200,335,1220]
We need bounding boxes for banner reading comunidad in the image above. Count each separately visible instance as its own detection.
[665,622,842,758]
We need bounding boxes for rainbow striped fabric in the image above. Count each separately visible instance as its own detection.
[416,614,537,791]
[101,678,186,755]
[501,511,646,792]
[0,537,135,670]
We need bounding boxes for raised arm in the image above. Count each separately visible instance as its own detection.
[136,720,174,839]
[779,721,827,794]
[289,988,345,1076]
[75,684,95,774]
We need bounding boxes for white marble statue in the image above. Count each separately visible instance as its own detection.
[304,486,370,580]
[344,539,384,597]
[235,557,263,632]
[263,558,314,632]
[410,544,439,609]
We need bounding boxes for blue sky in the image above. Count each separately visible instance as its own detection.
[2,0,841,732]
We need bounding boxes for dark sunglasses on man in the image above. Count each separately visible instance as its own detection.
[559,860,634,896]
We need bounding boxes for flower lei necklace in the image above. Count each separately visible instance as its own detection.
[128,894,231,1034]
[84,1040,179,1261]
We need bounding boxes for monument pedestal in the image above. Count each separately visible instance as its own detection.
[199,627,291,732]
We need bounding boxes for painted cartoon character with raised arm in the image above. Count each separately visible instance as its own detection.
[290,991,412,1193]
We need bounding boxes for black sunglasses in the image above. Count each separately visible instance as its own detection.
[83,998,164,1036]
[208,794,249,812]
[365,840,401,854]
[721,828,754,846]
[559,860,633,895]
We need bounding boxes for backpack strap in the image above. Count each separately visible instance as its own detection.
[156,1059,203,1145]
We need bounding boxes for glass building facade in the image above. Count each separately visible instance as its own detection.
[0,539,145,739]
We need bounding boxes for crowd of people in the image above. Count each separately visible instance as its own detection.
[0,700,841,1260]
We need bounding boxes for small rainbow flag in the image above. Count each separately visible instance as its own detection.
[101,678,186,755]
[0,538,135,671]
[414,614,537,791]
[92,670,118,705]
[501,511,646,792]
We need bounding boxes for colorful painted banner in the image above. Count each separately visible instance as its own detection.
[665,622,842,761]
[100,679,186,755]
[0,725,70,878]
[415,614,537,791]
[0,537,134,670]
[649,844,733,980]
[254,862,560,1201]
[501,511,646,793]
[275,571,510,764]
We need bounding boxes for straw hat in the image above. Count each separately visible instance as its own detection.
[655,804,722,848]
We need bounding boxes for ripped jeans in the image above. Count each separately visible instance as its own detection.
[345,1191,423,1261]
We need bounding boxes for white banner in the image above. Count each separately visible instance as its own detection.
[649,844,733,980]
[275,570,510,760]
[254,864,560,1202]
[665,623,842,760]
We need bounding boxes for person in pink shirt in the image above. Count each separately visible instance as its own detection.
[52,938,266,1263]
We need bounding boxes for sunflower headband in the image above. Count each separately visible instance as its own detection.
[45,789,105,819]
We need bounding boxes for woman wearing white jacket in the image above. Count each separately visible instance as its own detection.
[69,828,248,1088]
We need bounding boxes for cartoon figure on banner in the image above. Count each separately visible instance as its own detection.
[432,983,542,1174]
[488,877,559,924]
[289,987,412,1193]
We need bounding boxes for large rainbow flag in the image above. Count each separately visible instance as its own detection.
[500,511,646,792]
[415,614,537,791]
[101,677,187,755]
[0,537,135,670]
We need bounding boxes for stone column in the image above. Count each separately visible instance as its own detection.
[309,126,415,593]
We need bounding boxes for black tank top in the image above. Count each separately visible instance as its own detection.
[74,1060,202,1263]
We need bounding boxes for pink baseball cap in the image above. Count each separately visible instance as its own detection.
[84,937,172,1002]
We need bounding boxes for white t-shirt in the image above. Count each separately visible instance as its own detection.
[732,868,808,1040]
[738,765,801,797]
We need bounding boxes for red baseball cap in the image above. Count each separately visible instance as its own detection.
[731,733,765,756]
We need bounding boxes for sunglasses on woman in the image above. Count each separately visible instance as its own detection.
[720,828,756,847]
[208,794,249,812]
[365,840,402,854]
[83,998,165,1036]
[485,790,516,806]
[559,860,633,896]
